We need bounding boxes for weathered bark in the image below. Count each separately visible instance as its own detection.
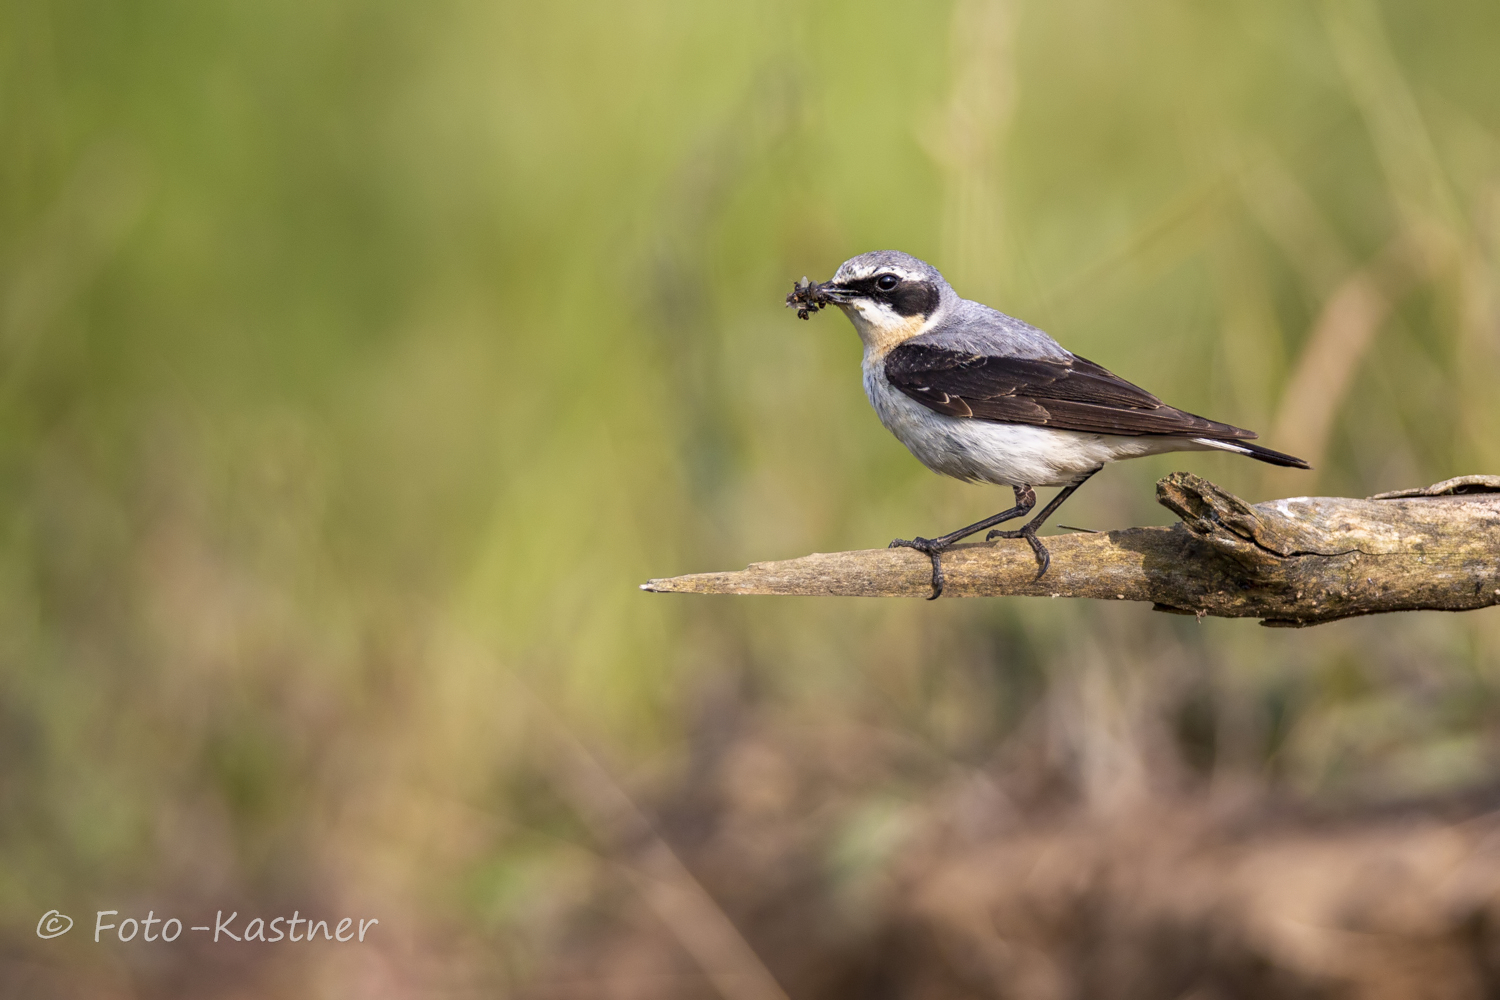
[641,473,1500,627]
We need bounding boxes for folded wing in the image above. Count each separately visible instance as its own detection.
[883,343,1256,440]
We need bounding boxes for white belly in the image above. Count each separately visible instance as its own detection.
[862,360,1199,487]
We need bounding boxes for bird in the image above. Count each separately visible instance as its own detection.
[786,250,1309,599]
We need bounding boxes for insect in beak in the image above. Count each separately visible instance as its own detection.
[785,277,847,319]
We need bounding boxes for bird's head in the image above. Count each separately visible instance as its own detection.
[787,250,954,357]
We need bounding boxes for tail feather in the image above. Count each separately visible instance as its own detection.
[1191,437,1311,469]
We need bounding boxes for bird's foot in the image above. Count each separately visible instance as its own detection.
[889,536,948,600]
[985,524,1051,580]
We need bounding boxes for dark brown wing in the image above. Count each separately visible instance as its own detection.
[884,343,1256,440]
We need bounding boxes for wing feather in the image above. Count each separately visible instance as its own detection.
[884,344,1256,440]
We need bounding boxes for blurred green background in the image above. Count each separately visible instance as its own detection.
[5,0,1500,996]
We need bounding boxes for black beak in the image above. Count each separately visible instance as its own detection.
[786,277,849,320]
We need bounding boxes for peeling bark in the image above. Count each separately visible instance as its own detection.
[642,473,1500,627]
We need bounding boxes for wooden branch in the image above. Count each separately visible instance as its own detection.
[642,473,1500,627]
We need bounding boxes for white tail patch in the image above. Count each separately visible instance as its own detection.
[1191,437,1253,455]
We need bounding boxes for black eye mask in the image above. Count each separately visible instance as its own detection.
[887,280,940,318]
[832,275,941,318]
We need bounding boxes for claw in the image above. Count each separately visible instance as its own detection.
[1031,540,1051,580]
[890,537,945,599]
[986,526,1052,579]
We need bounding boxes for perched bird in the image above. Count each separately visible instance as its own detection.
[786,250,1309,598]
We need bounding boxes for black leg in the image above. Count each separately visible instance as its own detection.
[890,485,1037,600]
[986,468,1101,579]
